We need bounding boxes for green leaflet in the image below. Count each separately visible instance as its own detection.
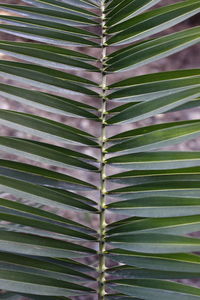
[108,265,200,280]
[109,279,200,299]
[0,61,99,97]
[21,0,99,17]
[0,230,96,258]
[107,197,200,217]
[0,159,97,190]
[59,0,98,8]
[107,151,200,170]
[107,0,200,44]
[0,252,94,282]
[109,181,200,199]
[0,4,98,26]
[45,0,97,8]
[105,0,123,10]
[0,16,99,38]
[0,204,97,240]
[106,0,161,27]
[109,120,200,140]
[0,174,97,212]
[0,293,69,300]
[0,41,97,61]
[47,257,94,273]
[107,233,200,253]
[0,41,99,71]
[0,210,95,240]
[108,167,200,185]
[108,69,200,102]
[107,214,200,236]
[0,24,99,47]
[0,110,99,147]
[107,98,200,115]
[0,137,99,171]
[108,249,200,273]
[107,87,200,124]
[109,69,200,88]
[0,269,94,296]
[107,120,200,154]
[0,83,98,120]
[0,60,99,87]
[107,26,200,72]
[0,197,94,233]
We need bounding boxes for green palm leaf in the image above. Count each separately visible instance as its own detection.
[107,26,200,72]
[1,0,200,298]
[0,4,98,26]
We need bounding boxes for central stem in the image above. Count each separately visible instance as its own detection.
[98,0,107,299]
